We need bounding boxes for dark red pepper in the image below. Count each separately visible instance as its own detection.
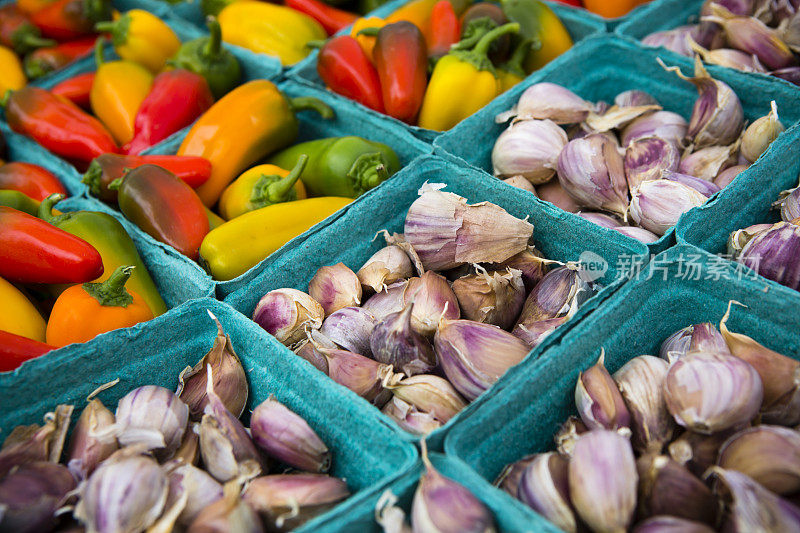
[0,162,67,202]
[0,330,54,372]
[110,165,209,260]
[317,35,385,114]
[31,0,111,40]
[426,0,461,59]
[551,0,582,6]
[123,69,215,156]
[373,21,428,124]
[0,4,55,55]
[0,206,104,284]
[83,153,212,202]
[284,0,358,36]
[1,87,118,167]
[23,36,97,79]
[50,71,95,109]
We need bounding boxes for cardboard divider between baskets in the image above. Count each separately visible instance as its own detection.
[0,297,419,532]
[443,243,800,516]
[222,153,646,450]
[433,34,800,255]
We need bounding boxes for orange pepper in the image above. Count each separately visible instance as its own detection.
[582,0,644,18]
[350,16,385,58]
[45,265,153,347]
[386,0,436,35]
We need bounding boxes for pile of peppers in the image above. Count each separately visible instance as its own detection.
[0,132,167,371]
[316,0,574,130]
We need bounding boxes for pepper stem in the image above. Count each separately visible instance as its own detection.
[93,20,117,33]
[19,33,56,50]
[83,266,135,308]
[94,37,106,67]
[473,22,519,58]
[82,159,104,196]
[263,154,308,203]
[451,17,496,51]
[85,0,112,24]
[356,27,380,36]
[305,40,326,49]
[0,90,11,109]
[107,177,124,191]
[347,152,389,195]
[500,38,538,78]
[204,16,222,58]
[37,193,65,224]
[95,13,130,47]
[288,97,335,120]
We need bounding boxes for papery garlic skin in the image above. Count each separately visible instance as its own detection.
[164,462,224,526]
[308,263,362,316]
[402,272,460,338]
[386,374,467,425]
[679,144,738,182]
[629,180,708,236]
[115,385,189,459]
[615,90,660,108]
[517,453,577,533]
[382,396,443,436]
[505,83,593,124]
[491,119,568,184]
[452,267,525,329]
[357,245,413,293]
[775,185,800,222]
[187,483,263,533]
[67,398,118,480]
[252,288,325,346]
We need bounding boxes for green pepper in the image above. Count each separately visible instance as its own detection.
[38,194,167,316]
[168,17,241,99]
[0,190,40,216]
[201,0,236,16]
[267,136,399,198]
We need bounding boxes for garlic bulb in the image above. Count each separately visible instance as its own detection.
[491,119,568,183]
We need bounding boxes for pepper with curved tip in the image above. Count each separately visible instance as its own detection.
[501,0,572,72]
[0,190,41,216]
[219,155,308,220]
[46,265,154,347]
[168,17,241,100]
[373,21,428,124]
[317,35,385,113]
[0,161,67,201]
[22,36,97,79]
[418,22,519,131]
[38,194,167,316]
[200,196,352,280]
[426,0,461,59]
[90,39,154,145]
[0,275,46,342]
[267,136,399,198]
[111,165,210,260]
[0,3,55,55]
[178,79,334,206]
[51,72,95,109]
[94,9,181,72]
[2,87,118,166]
[0,330,54,372]
[0,45,26,94]
[285,0,357,36]
[0,206,104,284]
[31,0,112,40]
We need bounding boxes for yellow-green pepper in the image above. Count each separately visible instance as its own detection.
[95,10,181,72]
[218,155,308,220]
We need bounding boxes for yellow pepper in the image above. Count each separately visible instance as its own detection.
[219,155,308,221]
[178,79,333,207]
[218,1,326,66]
[418,23,519,131]
[199,196,352,281]
[350,17,385,58]
[0,276,46,342]
[0,45,26,94]
[501,0,573,72]
[95,9,181,72]
[90,40,154,145]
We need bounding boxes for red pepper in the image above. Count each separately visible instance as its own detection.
[426,0,461,59]
[50,71,95,109]
[2,87,118,167]
[0,4,55,55]
[31,0,111,40]
[373,21,428,124]
[23,36,97,80]
[111,165,209,260]
[0,330,54,372]
[0,206,104,284]
[123,70,215,156]
[317,35,385,114]
[0,162,67,201]
[284,0,358,36]
[551,0,582,6]
[83,153,212,202]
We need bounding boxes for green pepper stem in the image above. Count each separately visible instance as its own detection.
[356,27,380,36]
[94,37,106,67]
[82,159,104,196]
[305,40,327,49]
[288,97,335,120]
[205,16,222,58]
[501,38,537,77]
[451,17,496,51]
[85,0,112,24]
[19,33,56,50]
[93,20,116,33]
[473,22,519,57]
[107,177,124,191]
[83,266,135,308]
[37,193,65,223]
[0,90,11,109]
[347,152,390,195]
[265,154,308,202]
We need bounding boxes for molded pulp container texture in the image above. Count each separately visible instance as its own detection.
[444,243,800,519]
[146,77,432,298]
[0,298,419,532]
[287,0,606,143]
[310,453,561,532]
[223,153,646,449]
[434,35,800,254]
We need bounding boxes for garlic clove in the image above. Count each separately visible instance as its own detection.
[678,142,739,182]
[585,104,663,133]
[624,136,681,190]
[513,266,586,336]
[0,461,75,533]
[575,351,631,432]
[250,396,330,473]
[737,221,800,291]
[668,428,739,478]
[689,35,767,72]
[615,225,660,243]
[556,133,630,217]
[384,374,467,424]
[660,326,692,361]
[402,271,460,338]
[319,346,394,406]
[742,101,784,162]
[491,119,568,183]
[187,481,264,533]
[632,515,716,533]
[577,211,624,229]
[622,111,688,148]
[382,396,443,436]
[252,288,325,346]
[555,416,587,457]
[293,331,332,374]
[613,355,674,455]
[774,183,800,222]
[615,90,660,108]
[663,349,763,434]
[319,306,377,357]
[662,171,721,197]
[568,429,638,533]
[629,180,708,236]
[308,262,362,317]
[728,223,772,258]
[178,311,249,420]
[495,246,548,292]
[517,453,577,533]
[690,322,730,353]
[115,385,189,460]
[0,404,73,477]
[370,304,437,376]
[67,396,118,481]
[503,176,536,193]
[164,462,224,526]
[501,82,594,124]
[532,178,582,213]
[642,26,698,56]
[435,318,531,401]
[404,183,533,272]
[452,266,525,329]
[513,316,569,349]
[714,164,748,189]
[494,454,538,497]
[356,245,414,294]
[636,454,718,525]
[362,280,409,323]
[718,425,800,496]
